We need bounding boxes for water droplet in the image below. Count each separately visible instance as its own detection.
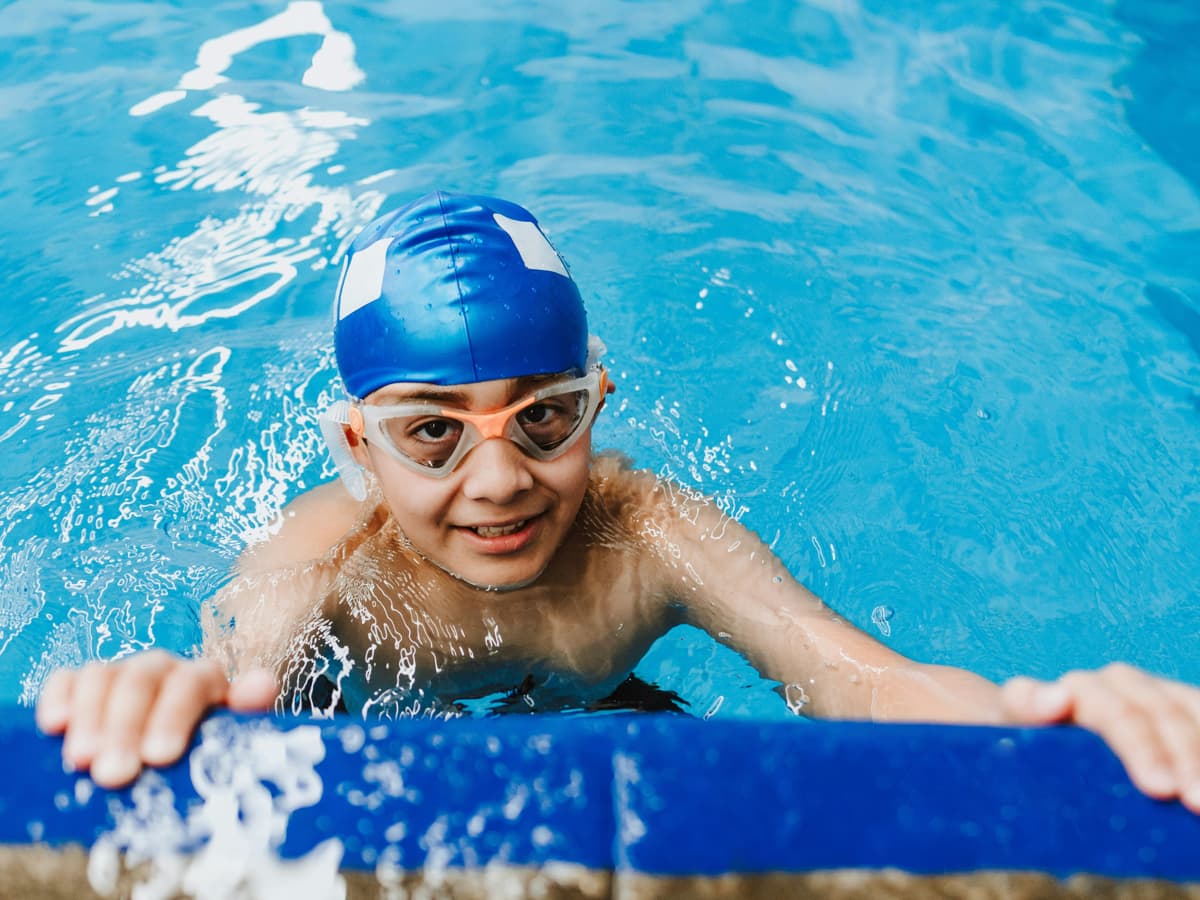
[784,683,809,715]
[871,605,894,637]
[703,697,724,720]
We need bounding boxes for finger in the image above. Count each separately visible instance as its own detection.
[90,651,174,789]
[36,668,78,735]
[1000,676,1073,725]
[63,662,117,770]
[228,669,278,711]
[1105,669,1197,800]
[140,659,229,767]
[1072,667,1178,799]
[1159,681,1200,812]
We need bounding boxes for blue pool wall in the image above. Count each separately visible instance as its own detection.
[5,710,1200,882]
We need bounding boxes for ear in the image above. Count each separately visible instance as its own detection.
[343,410,374,471]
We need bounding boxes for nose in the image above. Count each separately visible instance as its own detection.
[458,438,535,504]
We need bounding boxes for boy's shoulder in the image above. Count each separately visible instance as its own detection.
[576,451,670,541]
[585,451,714,532]
[237,481,385,576]
[586,450,663,509]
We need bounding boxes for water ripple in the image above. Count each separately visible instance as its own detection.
[3,0,1200,704]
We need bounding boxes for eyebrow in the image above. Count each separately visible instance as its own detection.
[378,386,471,404]
[371,374,566,406]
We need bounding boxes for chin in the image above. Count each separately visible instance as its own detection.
[472,573,543,593]
[438,556,550,593]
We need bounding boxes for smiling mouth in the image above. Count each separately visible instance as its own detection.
[470,519,530,538]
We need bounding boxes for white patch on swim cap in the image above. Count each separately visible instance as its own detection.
[337,237,391,320]
[493,213,569,278]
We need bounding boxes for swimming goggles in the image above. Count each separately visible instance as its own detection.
[336,368,611,479]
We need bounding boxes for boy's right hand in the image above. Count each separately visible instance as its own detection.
[34,650,277,789]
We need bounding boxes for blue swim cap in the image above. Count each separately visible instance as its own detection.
[333,191,589,398]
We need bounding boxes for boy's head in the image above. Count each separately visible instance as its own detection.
[322,192,607,590]
[333,191,589,398]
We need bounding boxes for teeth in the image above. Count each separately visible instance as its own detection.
[473,520,527,538]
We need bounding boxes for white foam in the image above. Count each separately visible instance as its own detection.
[86,717,345,900]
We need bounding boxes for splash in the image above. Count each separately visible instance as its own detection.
[87,717,344,900]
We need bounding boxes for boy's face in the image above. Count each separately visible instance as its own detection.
[350,375,593,590]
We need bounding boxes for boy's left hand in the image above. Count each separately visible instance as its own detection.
[1001,663,1200,812]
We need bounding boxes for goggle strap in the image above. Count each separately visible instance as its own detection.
[318,400,368,501]
[585,334,607,370]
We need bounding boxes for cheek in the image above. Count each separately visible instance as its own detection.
[371,464,450,529]
[545,437,592,508]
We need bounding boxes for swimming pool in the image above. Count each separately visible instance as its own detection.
[1,0,1199,889]
[2,0,1196,712]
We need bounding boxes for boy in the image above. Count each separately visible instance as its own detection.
[37,192,1200,811]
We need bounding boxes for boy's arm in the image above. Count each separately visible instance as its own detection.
[627,471,1000,721]
[635,470,1200,810]
[36,481,368,789]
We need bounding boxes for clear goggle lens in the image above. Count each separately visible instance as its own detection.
[356,369,608,477]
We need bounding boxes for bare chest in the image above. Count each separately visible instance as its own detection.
[322,544,677,713]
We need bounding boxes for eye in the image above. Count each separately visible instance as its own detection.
[415,419,454,440]
[519,402,556,425]
[380,415,464,463]
[516,391,587,450]
[518,398,579,431]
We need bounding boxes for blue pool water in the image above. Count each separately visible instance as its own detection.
[0,0,1197,714]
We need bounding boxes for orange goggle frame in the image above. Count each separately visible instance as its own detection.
[346,368,612,478]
